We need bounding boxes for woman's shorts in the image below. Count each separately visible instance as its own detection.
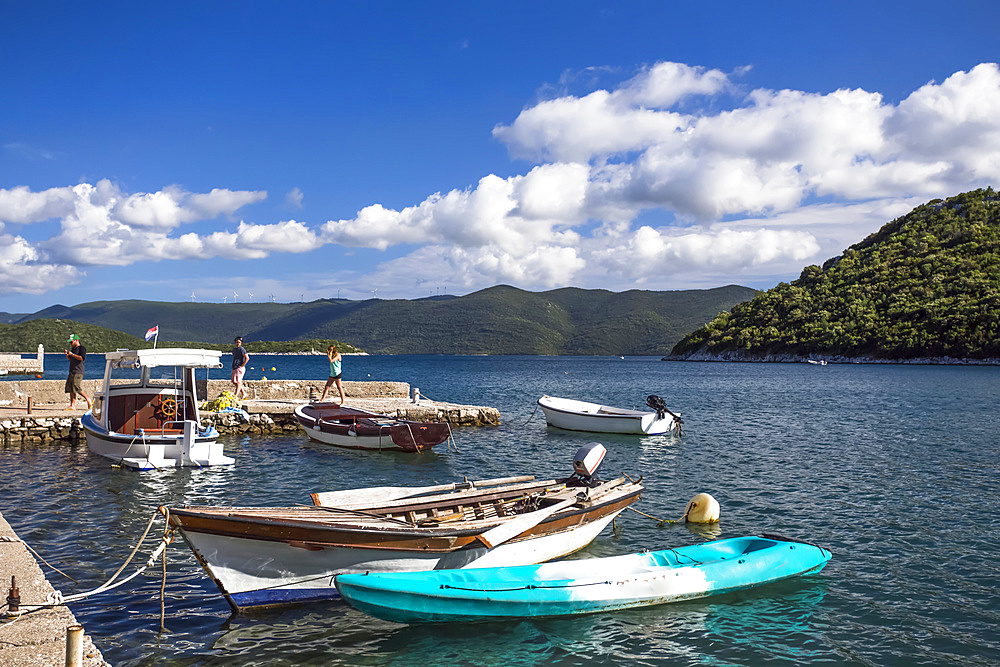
[232,366,246,383]
[327,374,342,381]
[65,374,83,393]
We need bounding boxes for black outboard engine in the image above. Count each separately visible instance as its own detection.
[569,442,606,488]
[646,394,668,419]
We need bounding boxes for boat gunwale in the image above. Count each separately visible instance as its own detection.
[537,396,660,421]
[165,486,642,546]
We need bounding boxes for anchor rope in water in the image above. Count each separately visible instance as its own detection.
[515,400,542,428]
[627,505,686,526]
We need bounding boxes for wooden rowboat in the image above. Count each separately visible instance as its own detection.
[164,471,643,612]
[335,534,832,623]
[294,402,452,451]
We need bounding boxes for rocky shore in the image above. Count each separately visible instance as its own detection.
[663,351,1000,365]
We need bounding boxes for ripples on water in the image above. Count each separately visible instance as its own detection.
[2,357,999,665]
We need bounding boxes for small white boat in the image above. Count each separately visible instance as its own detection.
[806,359,828,365]
[82,348,234,470]
[165,445,642,612]
[538,395,681,435]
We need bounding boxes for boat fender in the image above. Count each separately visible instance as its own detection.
[683,493,720,523]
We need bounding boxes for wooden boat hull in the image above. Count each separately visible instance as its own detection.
[294,403,451,451]
[170,510,622,609]
[538,395,676,435]
[165,476,642,611]
[335,535,832,623]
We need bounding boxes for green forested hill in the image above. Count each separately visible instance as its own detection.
[670,188,1000,360]
[13,285,755,355]
[0,319,145,353]
[0,319,362,354]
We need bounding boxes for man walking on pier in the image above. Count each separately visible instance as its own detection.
[231,336,250,402]
[64,334,90,410]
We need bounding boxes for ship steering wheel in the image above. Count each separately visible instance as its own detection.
[154,396,178,422]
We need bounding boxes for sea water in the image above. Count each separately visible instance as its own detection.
[2,356,999,665]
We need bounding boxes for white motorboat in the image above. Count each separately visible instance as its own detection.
[538,394,681,435]
[82,348,234,470]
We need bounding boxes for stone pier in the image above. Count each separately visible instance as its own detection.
[0,346,44,377]
[0,512,109,666]
[0,379,501,442]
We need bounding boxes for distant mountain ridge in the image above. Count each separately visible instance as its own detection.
[669,188,1000,361]
[12,285,756,355]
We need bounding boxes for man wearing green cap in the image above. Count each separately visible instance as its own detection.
[64,334,91,410]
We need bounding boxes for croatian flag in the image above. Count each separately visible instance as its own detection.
[145,325,159,341]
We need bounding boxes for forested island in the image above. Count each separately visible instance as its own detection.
[669,188,1000,362]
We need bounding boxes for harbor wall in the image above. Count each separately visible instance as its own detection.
[0,379,500,442]
[0,378,410,407]
[0,345,45,375]
[0,511,109,666]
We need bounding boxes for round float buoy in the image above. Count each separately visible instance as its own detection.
[271,367,276,371]
[683,493,720,523]
[35,374,42,378]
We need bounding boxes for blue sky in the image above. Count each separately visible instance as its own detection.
[2,1,998,314]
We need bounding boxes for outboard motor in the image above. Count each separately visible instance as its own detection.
[570,442,606,487]
[646,394,668,419]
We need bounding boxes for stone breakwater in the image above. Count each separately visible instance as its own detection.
[0,379,501,442]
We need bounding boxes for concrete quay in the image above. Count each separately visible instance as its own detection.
[0,379,501,442]
[0,512,108,666]
[0,347,44,377]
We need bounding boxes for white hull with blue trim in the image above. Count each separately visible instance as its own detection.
[82,348,234,470]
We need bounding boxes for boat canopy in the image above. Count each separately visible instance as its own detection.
[105,348,224,370]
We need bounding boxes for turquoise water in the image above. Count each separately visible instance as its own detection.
[2,356,999,665]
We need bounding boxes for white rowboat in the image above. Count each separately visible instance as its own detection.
[538,395,680,435]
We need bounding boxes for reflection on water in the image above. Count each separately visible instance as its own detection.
[2,358,999,665]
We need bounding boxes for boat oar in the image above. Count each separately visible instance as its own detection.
[311,475,537,507]
[475,497,578,549]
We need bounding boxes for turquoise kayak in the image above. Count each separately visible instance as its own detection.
[335,534,831,623]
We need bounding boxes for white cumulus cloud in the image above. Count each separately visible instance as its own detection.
[4,62,1000,300]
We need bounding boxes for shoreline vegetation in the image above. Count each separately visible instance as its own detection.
[662,352,1000,365]
[670,188,1000,363]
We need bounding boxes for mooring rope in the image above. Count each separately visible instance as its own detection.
[627,505,685,526]
[393,389,460,453]
[0,535,78,583]
[515,400,542,428]
[1,509,172,620]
